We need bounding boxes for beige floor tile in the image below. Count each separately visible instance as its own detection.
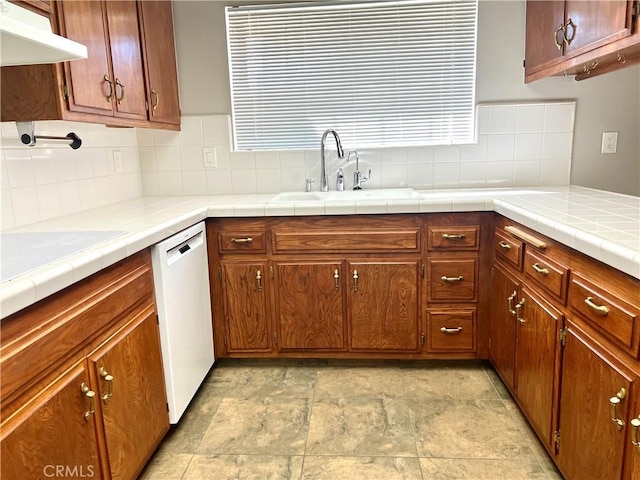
[197,397,310,455]
[419,457,547,479]
[306,397,417,456]
[401,363,499,400]
[484,366,513,400]
[314,366,407,399]
[222,365,317,398]
[138,452,193,480]
[183,454,303,480]
[410,398,532,459]
[301,456,422,480]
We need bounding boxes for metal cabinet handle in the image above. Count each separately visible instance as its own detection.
[151,88,159,112]
[441,275,464,283]
[532,263,549,276]
[442,233,466,240]
[231,237,253,243]
[334,269,340,291]
[440,326,463,334]
[610,388,626,430]
[515,298,526,325]
[81,383,96,421]
[353,269,359,291]
[585,297,609,316]
[498,241,511,251]
[554,24,565,50]
[103,74,114,102]
[507,290,517,316]
[99,367,114,404]
[631,416,640,451]
[256,269,262,291]
[115,78,125,105]
[564,18,576,45]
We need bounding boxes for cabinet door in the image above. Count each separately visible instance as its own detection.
[222,262,271,352]
[0,363,101,479]
[564,0,632,55]
[489,263,519,391]
[348,261,420,351]
[104,0,147,120]
[514,287,561,449]
[274,262,344,351]
[525,0,566,73]
[556,323,634,480]
[57,0,114,116]
[139,0,181,125]
[89,307,169,480]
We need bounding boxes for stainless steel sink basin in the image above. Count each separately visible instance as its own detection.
[269,188,420,203]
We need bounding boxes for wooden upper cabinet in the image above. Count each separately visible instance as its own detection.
[525,0,566,73]
[563,0,632,54]
[139,0,181,126]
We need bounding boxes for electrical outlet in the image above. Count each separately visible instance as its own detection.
[112,150,123,173]
[601,132,618,154]
[203,147,217,168]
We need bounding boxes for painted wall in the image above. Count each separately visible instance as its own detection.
[173,0,640,196]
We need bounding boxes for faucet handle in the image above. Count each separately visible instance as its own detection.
[305,178,315,192]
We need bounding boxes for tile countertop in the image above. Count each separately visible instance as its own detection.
[1,185,638,319]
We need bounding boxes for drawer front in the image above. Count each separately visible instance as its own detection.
[569,274,640,357]
[427,309,475,352]
[218,232,267,254]
[494,229,523,270]
[427,226,479,251]
[272,229,420,253]
[428,258,477,302]
[524,249,569,303]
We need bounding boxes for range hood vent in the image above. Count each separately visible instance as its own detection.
[0,0,87,67]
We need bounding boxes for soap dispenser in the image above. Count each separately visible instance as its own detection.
[336,168,345,191]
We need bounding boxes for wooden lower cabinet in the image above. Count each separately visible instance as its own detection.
[1,363,101,479]
[274,261,344,351]
[348,260,420,352]
[220,261,271,352]
[556,322,635,480]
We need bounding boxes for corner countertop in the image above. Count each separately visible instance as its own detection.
[1,185,638,319]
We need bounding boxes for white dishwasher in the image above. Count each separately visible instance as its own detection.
[151,221,215,424]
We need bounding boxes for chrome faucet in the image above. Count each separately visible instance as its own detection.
[320,129,345,192]
[346,149,371,190]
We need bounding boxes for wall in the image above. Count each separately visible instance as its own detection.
[173,0,640,196]
[0,121,142,229]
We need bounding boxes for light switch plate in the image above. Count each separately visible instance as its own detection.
[203,147,217,168]
[601,132,618,154]
[112,150,123,173]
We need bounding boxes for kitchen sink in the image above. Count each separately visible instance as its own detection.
[269,192,326,202]
[269,188,421,203]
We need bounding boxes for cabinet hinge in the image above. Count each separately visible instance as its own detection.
[270,265,274,278]
[218,266,222,280]
[421,263,425,278]
[559,327,567,347]
[273,332,278,345]
[420,333,425,346]
[553,430,560,451]
[166,402,170,412]
[223,333,227,345]
[523,59,525,68]
[156,314,159,325]
[145,100,149,112]
[60,83,69,100]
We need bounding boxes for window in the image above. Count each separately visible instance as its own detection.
[226,0,477,150]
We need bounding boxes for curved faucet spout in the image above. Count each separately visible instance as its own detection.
[320,129,344,192]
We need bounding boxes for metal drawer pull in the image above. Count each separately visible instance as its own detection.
[442,233,466,240]
[504,226,547,249]
[353,269,359,291]
[532,263,549,276]
[610,388,626,430]
[508,290,517,316]
[231,237,253,243]
[99,367,114,404]
[441,275,464,283]
[103,74,114,102]
[585,297,609,316]
[256,269,262,291]
[631,416,640,451]
[564,18,576,45]
[498,241,511,250]
[115,78,125,104]
[81,383,96,421]
[440,326,463,334]
[334,269,340,290]
[515,298,526,325]
[554,24,564,50]
[151,88,159,112]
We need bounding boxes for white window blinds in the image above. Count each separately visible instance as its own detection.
[226,0,477,150]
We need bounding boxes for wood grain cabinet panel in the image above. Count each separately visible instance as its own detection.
[494,228,524,271]
[428,257,477,302]
[523,249,569,304]
[348,261,420,352]
[427,225,479,251]
[274,262,344,351]
[427,309,475,352]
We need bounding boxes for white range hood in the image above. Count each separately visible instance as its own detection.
[0,0,87,67]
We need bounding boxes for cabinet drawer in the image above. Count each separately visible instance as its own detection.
[569,274,640,357]
[427,309,475,352]
[427,226,479,251]
[428,258,477,302]
[272,229,420,253]
[494,229,523,270]
[524,249,569,303]
[218,232,267,254]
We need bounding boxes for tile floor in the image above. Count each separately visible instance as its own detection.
[140,360,563,480]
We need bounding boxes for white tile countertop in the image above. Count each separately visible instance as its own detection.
[1,185,638,319]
